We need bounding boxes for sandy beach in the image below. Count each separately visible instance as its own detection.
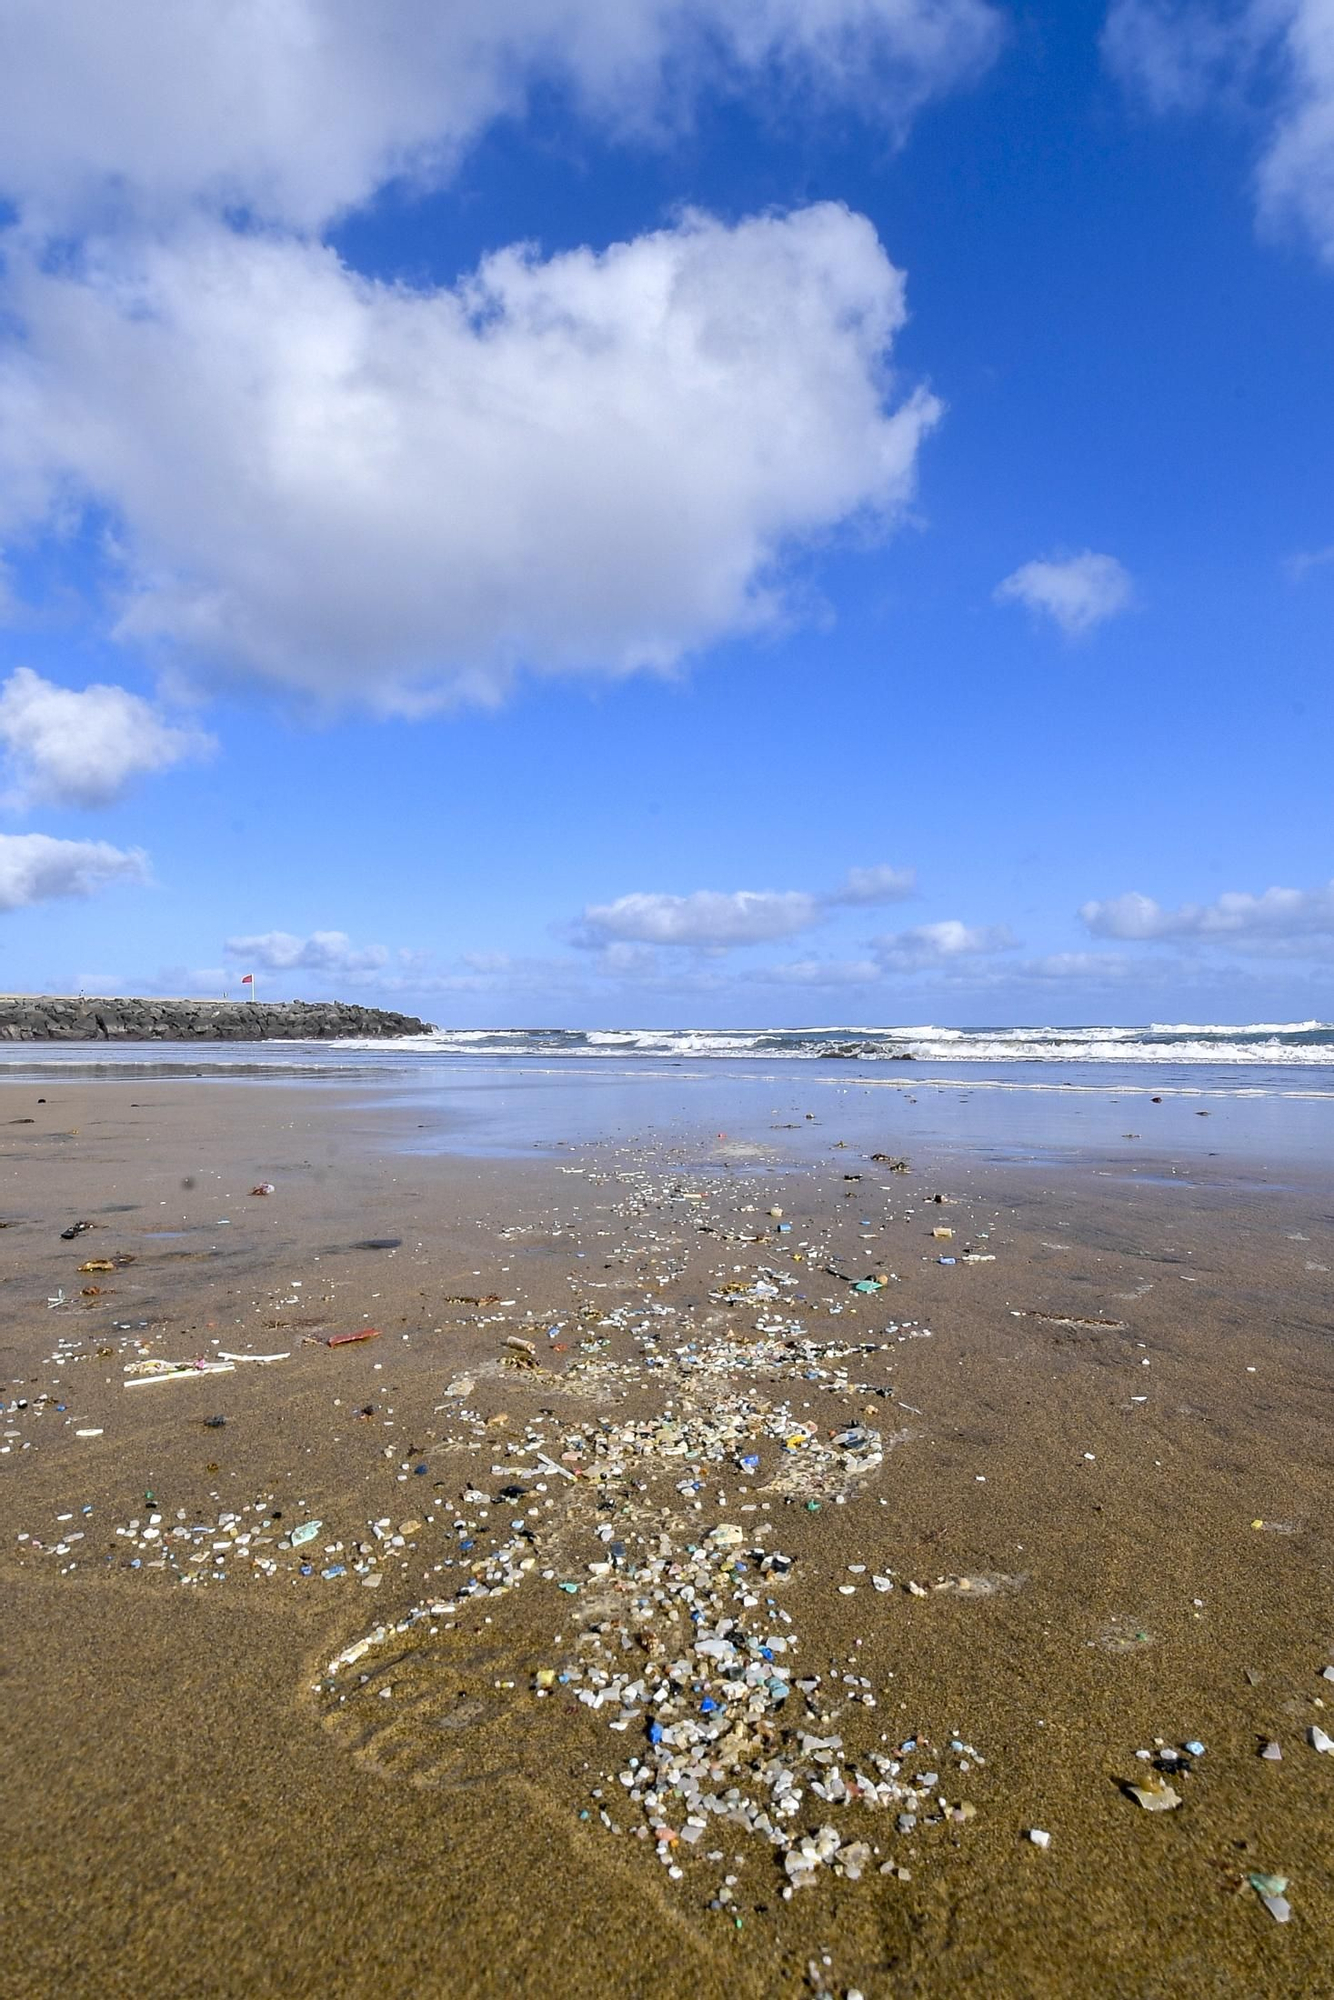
[1,1072,1331,1999]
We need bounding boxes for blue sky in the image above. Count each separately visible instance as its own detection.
[0,0,1330,1027]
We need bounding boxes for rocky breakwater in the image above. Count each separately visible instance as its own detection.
[0,997,434,1042]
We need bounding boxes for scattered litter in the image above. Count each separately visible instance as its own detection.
[21,1121,1315,1950]
[1125,1778,1181,1811]
[124,1358,237,1387]
[1249,1874,1291,1923]
[1012,1311,1127,1331]
[315,1253,966,1899]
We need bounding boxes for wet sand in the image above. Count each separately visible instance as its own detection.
[0,1078,1331,1999]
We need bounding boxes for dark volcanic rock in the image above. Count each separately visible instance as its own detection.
[0,997,434,1042]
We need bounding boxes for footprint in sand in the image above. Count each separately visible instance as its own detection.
[315,1625,550,1790]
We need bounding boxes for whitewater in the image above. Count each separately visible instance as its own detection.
[351,1021,1334,1067]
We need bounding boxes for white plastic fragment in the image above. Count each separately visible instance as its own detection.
[123,1363,237,1387]
[1126,1780,1181,1811]
[1249,1873,1291,1923]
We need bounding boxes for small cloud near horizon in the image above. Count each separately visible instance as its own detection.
[1081,879,1334,944]
[873,919,1018,970]
[224,929,389,974]
[573,864,914,950]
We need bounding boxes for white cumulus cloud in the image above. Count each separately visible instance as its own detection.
[577,889,821,948]
[0,0,1002,235]
[576,861,916,948]
[224,930,390,973]
[994,550,1133,636]
[1104,0,1334,261]
[874,919,1017,969]
[0,208,939,709]
[0,832,150,910]
[0,666,213,808]
[1081,880,1334,941]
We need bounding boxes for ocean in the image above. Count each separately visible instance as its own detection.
[343,1021,1334,1070]
[4,1020,1333,1168]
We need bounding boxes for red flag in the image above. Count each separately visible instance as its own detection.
[240,973,253,986]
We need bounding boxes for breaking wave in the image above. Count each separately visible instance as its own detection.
[354,1022,1334,1067]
